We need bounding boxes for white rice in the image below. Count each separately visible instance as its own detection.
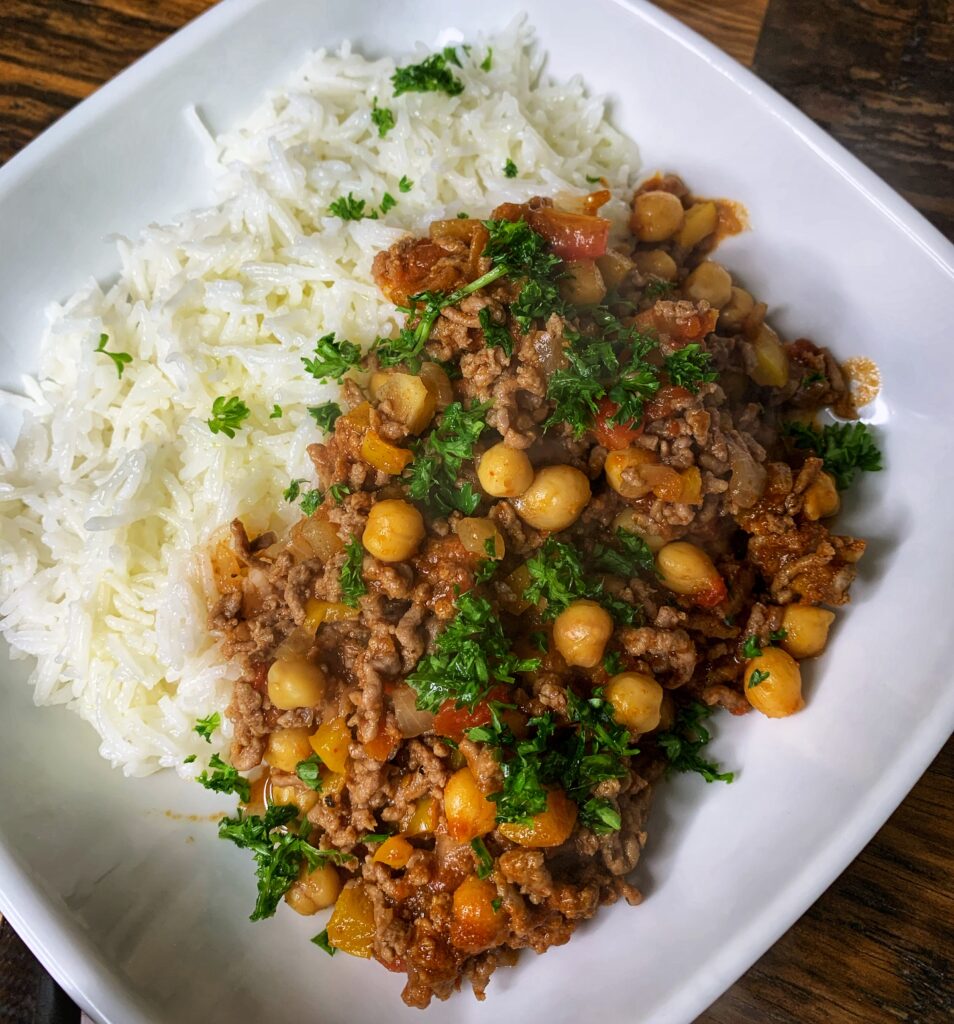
[0,19,639,776]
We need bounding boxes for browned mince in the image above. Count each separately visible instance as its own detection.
[207,174,868,1008]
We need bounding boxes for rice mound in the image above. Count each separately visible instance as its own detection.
[0,20,639,776]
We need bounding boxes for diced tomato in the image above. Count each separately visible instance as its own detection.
[636,303,718,342]
[593,397,644,450]
[433,685,512,741]
[692,575,728,609]
[528,207,610,261]
[363,726,398,762]
[645,385,693,421]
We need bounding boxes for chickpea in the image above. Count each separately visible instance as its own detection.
[684,261,733,308]
[560,260,607,305]
[513,465,591,532]
[803,472,840,520]
[456,517,505,559]
[750,323,790,388]
[595,250,635,289]
[605,672,664,733]
[270,781,320,814]
[264,726,314,772]
[744,647,804,718]
[285,862,343,916]
[605,447,657,499]
[444,766,497,842]
[630,190,685,242]
[267,657,326,710]
[656,541,727,608]
[450,875,502,953]
[477,442,534,498]
[362,498,425,562]
[781,605,835,659]
[552,600,613,667]
[632,249,678,282]
[719,286,755,332]
[613,508,668,552]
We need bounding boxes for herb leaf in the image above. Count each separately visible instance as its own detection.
[270,404,283,419]
[312,929,337,956]
[308,401,342,433]
[302,333,362,382]
[656,701,734,783]
[785,421,882,490]
[665,343,718,392]
[480,48,493,72]
[95,333,133,379]
[284,478,307,503]
[503,158,518,178]
[328,193,378,221]
[592,528,656,578]
[299,488,323,516]
[392,53,464,97]
[197,754,251,802]
[340,536,367,607]
[398,175,413,193]
[380,192,397,215]
[207,396,251,439]
[370,98,395,138]
[748,668,770,688]
[295,755,324,792]
[478,307,513,357]
[194,712,221,743]
[470,837,494,879]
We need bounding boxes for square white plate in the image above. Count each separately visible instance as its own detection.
[1,2,952,1023]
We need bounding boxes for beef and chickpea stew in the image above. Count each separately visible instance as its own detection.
[204,174,881,1007]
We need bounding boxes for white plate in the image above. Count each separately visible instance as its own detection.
[1,2,952,1022]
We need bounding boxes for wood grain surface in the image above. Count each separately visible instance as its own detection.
[0,2,951,1023]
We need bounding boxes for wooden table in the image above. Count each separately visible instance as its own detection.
[0,2,951,1022]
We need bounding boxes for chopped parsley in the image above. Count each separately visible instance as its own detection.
[197,754,251,802]
[656,701,734,784]
[785,420,882,490]
[457,211,470,219]
[283,478,307,503]
[308,401,342,433]
[360,833,391,844]
[301,333,362,382]
[295,755,324,792]
[370,98,395,138]
[398,175,413,193]
[592,528,656,578]
[392,52,464,97]
[442,46,463,68]
[340,536,367,607]
[748,668,770,688]
[475,537,500,584]
[743,628,787,659]
[380,192,397,215]
[643,279,677,300]
[311,929,337,956]
[406,591,540,713]
[529,630,548,653]
[329,482,351,503]
[218,804,354,921]
[328,193,378,221]
[503,158,518,178]
[803,370,827,387]
[95,333,132,379]
[491,897,502,912]
[478,307,513,357]
[480,47,493,72]
[184,754,197,765]
[403,401,488,516]
[194,712,221,743]
[470,837,494,879]
[665,343,718,392]
[603,650,623,676]
[270,404,283,419]
[585,173,604,184]
[207,396,251,439]
[299,488,323,516]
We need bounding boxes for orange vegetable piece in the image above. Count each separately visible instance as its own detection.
[450,875,503,953]
[498,789,578,848]
[326,883,376,958]
[309,716,351,774]
[360,429,413,474]
[403,796,439,836]
[372,836,414,869]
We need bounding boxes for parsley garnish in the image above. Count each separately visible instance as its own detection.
[295,755,324,792]
[95,333,132,379]
[406,591,540,713]
[603,650,623,675]
[592,528,656,578]
[442,46,463,68]
[398,175,413,193]
[284,478,307,503]
[197,754,251,802]
[742,635,763,659]
[585,174,603,184]
[392,53,464,97]
[470,837,494,879]
[503,158,518,178]
[370,97,395,138]
[329,482,351,503]
[328,193,378,221]
[665,343,718,392]
[360,833,391,844]
[340,537,366,606]
[457,211,470,219]
[656,701,734,783]
[748,668,770,688]
[301,333,362,382]
[478,307,513,357]
[311,929,337,956]
[308,401,342,432]
[491,897,502,912]
[380,192,397,215]
[270,404,283,419]
[218,805,354,921]
[643,279,677,300]
[299,489,323,516]
[529,630,548,653]
[803,370,827,387]
[403,401,488,516]
[207,396,251,438]
[770,628,788,644]
[480,48,493,72]
[184,754,197,765]
[785,421,882,490]
[194,712,221,743]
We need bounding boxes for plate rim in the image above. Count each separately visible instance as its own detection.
[0,1,952,1023]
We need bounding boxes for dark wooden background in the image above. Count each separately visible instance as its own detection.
[0,1,951,1022]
